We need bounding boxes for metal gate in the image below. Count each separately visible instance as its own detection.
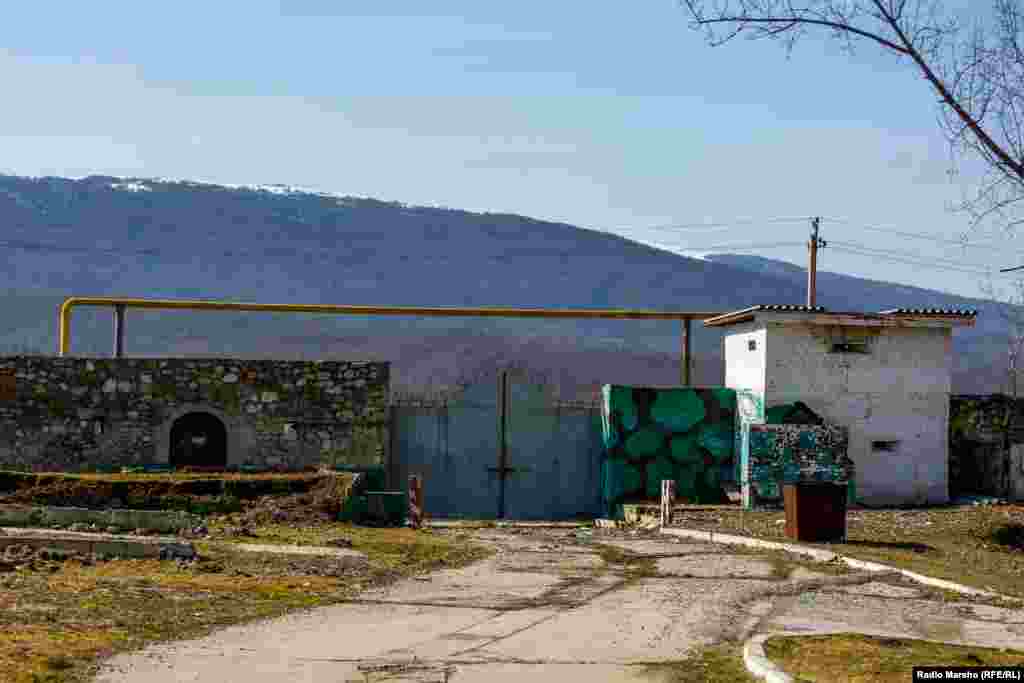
[390,369,604,520]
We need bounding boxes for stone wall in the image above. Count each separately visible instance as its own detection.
[0,356,389,472]
[950,394,1024,500]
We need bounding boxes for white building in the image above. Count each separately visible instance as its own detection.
[705,305,976,506]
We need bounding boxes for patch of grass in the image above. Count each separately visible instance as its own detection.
[639,644,758,683]
[207,521,492,575]
[0,526,491,683]
[764,633,1024,682]
[671,504,1024,598]
[593,543,658,581]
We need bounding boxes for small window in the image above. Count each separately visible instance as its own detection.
[872,440,900,452]
[830,342,869,354]
[747,339,757,351]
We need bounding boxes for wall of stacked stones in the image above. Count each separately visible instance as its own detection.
[0,356,389,472]
[950,394,1024,499]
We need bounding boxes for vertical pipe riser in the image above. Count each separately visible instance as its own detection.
[681,318,693,387]
[114,305,126,358]
[497,370,508,519]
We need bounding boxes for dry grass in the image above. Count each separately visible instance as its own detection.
[0,470,351,518]
[32,472,321,482]
[638,644,759,683]
[0,524,492,683]
[207,520,492,574]
[764,633,1024,682]
[671,504,1024,598]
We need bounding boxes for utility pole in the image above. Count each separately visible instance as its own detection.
[807,217,826,307]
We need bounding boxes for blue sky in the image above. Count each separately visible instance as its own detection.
[1,0,1019,300]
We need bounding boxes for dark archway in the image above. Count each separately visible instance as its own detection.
[169,412,227,469]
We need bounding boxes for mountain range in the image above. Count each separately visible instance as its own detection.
[0,174,1012,399]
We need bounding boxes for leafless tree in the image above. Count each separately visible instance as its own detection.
[979,276,1024,497]
[981,276,1024,397]
[681,0,1024,238]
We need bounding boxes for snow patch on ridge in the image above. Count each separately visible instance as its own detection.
[110,181,152,192]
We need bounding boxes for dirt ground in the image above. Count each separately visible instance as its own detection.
[0,475,483,683]
[92,525,1024,683]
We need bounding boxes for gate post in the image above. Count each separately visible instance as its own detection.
[660,480,676,527]
[408,474,423,529]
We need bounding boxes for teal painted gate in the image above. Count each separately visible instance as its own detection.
[390,369,604,520]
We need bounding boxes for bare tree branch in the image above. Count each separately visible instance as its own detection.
[692,14,913,52]
[680,0,1024,241]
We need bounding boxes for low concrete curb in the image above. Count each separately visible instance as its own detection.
[227,542,368,569]
[0,527,195,560]
[426,520,587,529]
[743,634,793,683]
[0,504,201,534]
[661,526,1024,603]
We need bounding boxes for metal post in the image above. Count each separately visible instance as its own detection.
[660,480,675,527]
[407,474,423,529]
[807,217,825,308]
[681,317,692,386]
[113,304,125,358]
[497,369,508,519]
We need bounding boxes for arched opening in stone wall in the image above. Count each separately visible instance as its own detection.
[169,412,228,469]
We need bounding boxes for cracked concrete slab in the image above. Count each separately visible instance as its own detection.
[595,538,722,556]
[830,580,924,599]
[764,590,1024,650]
[359,565,560,611]
[94,526,1024,683]
[468,577,781,665]
[655,554,777,578]
[787,567,830,581]
[955,602,1024,624]
[495,550,604,574]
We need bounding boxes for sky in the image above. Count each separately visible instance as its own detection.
[0,0,1020,300]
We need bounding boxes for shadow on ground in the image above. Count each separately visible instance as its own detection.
[841,540,934,554]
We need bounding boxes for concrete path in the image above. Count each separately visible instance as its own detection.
[93,527,1024,682]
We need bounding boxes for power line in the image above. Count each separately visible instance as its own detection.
[650,241,805,251]
[629,217,808,234]
[829,244,995,276]
[829,239,995,270]
[820,216,1024,256]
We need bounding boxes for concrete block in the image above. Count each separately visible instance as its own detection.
[230,543,367,569]
[42,507,106,528]
[0,528,195,560]
[106,508,201,534]
[0,505,200,534]
[743,634,794,683]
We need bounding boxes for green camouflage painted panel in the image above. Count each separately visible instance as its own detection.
[601,384,736,512]
[698,424,733,460]
[650,389,705,433]
[623,462,643,496]
[669,433,702,464]
[624,427,666,460]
